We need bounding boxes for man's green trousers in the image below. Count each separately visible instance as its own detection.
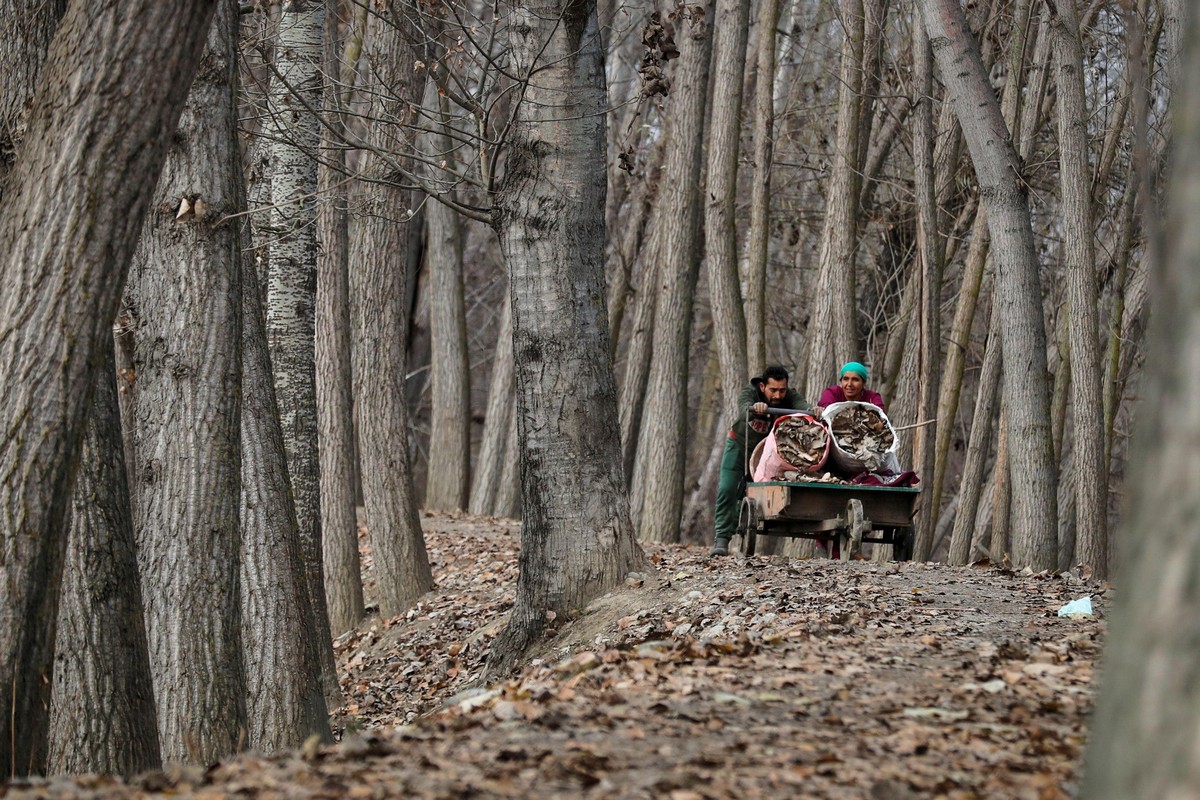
[714,434,746,544]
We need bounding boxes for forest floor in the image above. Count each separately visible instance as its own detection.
[10,512,1107,799]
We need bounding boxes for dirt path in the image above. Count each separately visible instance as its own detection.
[9,513,1104,799]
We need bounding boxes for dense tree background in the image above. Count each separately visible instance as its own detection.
[0,0,1184,778]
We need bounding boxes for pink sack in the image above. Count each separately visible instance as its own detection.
[752,413,830,482]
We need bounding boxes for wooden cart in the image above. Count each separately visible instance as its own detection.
[736,480,919,560]
[735,406,919,560]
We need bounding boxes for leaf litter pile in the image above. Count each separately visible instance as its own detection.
[12,511,1107,799]
[830,405,896,471]
[773,415,829,472]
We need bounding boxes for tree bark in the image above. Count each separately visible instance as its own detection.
[930,0,1033,534]
[705,0,752,421]
[316,0,365,636]
[916,0,1058,570]
[0,0,218,777]
[350,7,434,616]
[0,0,66,184]
[266,0,339,679]
[911,12,940,562]
[489,0,645,673]
[240,229,333,752]
[495,409,522,520]
[948,303,1002,566]
[989,413,1012,561]
[48,340,160,776]
[743,0,782,374]
[631,2,712,542]
[124,0,248,763]
[803,0,866,399]
[422,90,472,511]
[1051,0,1108,578]
[1081,7,1200,792]
[470,293,515,516]
[618,258,658,488]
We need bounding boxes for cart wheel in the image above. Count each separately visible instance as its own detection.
[893,528,914,562]
[738,497,760,557]
[840,498,866,561]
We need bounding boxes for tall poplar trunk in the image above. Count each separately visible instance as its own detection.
[423,90,472,512]
[705,0,752,420]
[0,0,216,776]
[125,0,247,763]
[495,414,523,520]
[631,2,712,542]
[316,0,365,636]
[470,293,515,516]
[48,340,160,776]
[916,0,1058,570]
[1082,7,1200,792]
[911,13,940,562]
[1051,0,1108,577]
[930,0,1033,530]
[743,0,782,374]
[0,0,65,185]
[240,233,333,751]
[266,0,339,681]
[489,0,645,673]
[618,259,658,487]
[350,8,434,616]
[948,303,1002,566]
[803,0,866,399]
[989,414,1013,561]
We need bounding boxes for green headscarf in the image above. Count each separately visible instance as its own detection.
[840,361,869,382]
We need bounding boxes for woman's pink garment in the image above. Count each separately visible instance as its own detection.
[818,385,886,411]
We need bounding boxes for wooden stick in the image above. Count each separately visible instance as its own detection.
[893,418,938,433]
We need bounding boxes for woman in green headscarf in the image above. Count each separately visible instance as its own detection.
[811,361,886,416]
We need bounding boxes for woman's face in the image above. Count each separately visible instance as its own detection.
[841,372,865,400]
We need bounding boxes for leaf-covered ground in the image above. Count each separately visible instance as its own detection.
[10,511,1106,799]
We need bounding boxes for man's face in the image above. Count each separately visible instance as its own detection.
[841,372,865,400]
[763,378,788,406]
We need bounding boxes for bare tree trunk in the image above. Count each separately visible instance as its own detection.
[948,304,1002,566]
[0,0,216,776]
[705,0,751,421]
[240,233,333,751]
[316,0,365,636]
[911,13,940,562]
[470,293,514,515]
[618,260,657,487]
[266,0,339,679]
[350,8,433,616]
[607,146,665,356]
[803,0,866,399]
[930,0,1033,528]
[1082,8,1200,792]
[489,0,645,673]
[989,413,1012,562]
[916,0,1058,570]
[743,0,782,374]
[422,90,472,512]
[1051,0,1108,578]
[48,340,160,776]
[495,410,522,520]
[680,351,724,541]
[1103,177,1138,465]
[631,2,712,542]
[125,0,249,763]
[0,0,66,184]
